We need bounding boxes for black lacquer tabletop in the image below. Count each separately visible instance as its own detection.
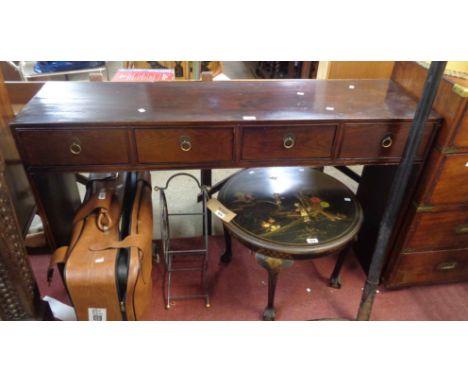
[218,167,363,257]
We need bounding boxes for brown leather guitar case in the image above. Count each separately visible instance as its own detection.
[48,171,153,320]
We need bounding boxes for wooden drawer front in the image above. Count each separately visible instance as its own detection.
[453,111,468,148]
[241,125,335,161]
[386,249,468,288]
[135,128,233,164]
[429,154,468,205]
[405,209,468,252]
[16,129,130,166]
[339,123,432,159]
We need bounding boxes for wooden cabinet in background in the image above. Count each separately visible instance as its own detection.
[317,61,395,80]
[355,61,468,288]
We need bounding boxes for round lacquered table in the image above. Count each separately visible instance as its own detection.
[218,167,363,320]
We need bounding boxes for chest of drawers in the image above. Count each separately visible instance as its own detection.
[382,62,468,287]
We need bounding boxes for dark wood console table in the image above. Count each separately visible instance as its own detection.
[10,79,441,253]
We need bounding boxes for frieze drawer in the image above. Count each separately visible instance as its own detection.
[135,127,234,164]
[338,122,434,160]
[15,129,131,166]
[241,125,336,161]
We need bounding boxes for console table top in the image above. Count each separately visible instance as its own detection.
[12,79,439,126]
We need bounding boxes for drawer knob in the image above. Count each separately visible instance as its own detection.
[283,134,295,149]
[69,141,82,155]
[179,136,192,152]
[381,134,393,148]
[436,261,458,271]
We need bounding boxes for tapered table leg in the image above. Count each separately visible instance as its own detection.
[29,172,81,248]
[255,253,293,321]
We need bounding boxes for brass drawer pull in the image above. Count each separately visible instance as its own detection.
[381,134,393,148]
[455,223,468,234]
[179,136,192,152]
[69,141,82,155]
[283,134,295,149]
[436,261,458,271]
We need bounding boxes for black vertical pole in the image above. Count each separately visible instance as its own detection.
[356,61,447,321]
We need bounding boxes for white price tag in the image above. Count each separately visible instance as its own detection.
[215,210,226,219]
[98,191,106,200]
[306,237,319,244]
[88,308,107,321]
[207,199,237,223]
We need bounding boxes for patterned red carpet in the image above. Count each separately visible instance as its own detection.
[29,236,468,320]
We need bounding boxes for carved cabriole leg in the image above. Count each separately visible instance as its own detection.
[255,253,294,321]
[0,157,48,320]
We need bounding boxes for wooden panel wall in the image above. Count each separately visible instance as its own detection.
[317,61,395,80]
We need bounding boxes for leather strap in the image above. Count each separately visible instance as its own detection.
[72,190,113,231]
[137,178,152,191]
[47,246,68,285]
[89,234,146,252]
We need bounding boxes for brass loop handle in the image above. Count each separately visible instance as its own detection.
[436,261,458,271]
[70,141,82,155]
[381,134,393,149]
[455,223,468,234]
[283,134,295,149]
[179,136,192,152]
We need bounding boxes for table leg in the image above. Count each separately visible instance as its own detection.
[329,247,349,289]
[220,225,232,264]
[255,253,293,321]
[29,172,81,248]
